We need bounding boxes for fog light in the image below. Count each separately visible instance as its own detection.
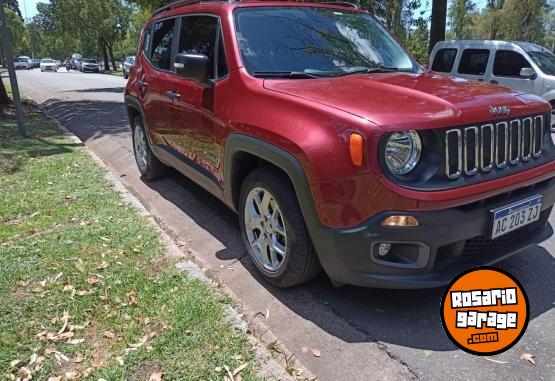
[382,215,419,227]
[378,243,392,257]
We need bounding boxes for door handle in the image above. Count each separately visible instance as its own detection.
[137,79,148,87]
[490,80,499,85]
[165,90,181,100]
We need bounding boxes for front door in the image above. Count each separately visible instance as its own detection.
[456,48,492,84]
[165,15,226,183]
[490,49,536,94]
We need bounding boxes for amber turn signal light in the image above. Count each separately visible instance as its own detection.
[382,215,419,227]
[349,133,363,167]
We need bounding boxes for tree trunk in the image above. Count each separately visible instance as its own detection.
[101,40,109,71]
[107,42,116,71]
[429,0,448,54]
[0,80,9,105]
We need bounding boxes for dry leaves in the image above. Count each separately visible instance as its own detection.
[520,353,536,365]
[127,290,138,306]
[310,348,321,357]
[86,274,103,286]
[97,260,109,270]
[149,372,164,381]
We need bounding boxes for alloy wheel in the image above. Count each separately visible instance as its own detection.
[133,125,148,173]
[244,187,287,272]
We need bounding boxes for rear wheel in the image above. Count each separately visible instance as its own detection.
[239,167,321,287]
[131,117,168,180]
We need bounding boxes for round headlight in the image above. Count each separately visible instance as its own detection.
[384,130,422,175]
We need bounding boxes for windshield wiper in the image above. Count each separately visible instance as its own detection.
[337,66,399,76]
[252,71,321,79]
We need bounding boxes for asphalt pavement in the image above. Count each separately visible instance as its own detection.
[7,68,555,381]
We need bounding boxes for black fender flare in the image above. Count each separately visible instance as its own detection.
[223,133,320,232]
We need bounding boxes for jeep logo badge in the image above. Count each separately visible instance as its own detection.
[489,105,511,116]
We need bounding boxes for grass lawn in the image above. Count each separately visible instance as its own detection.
[0,109,259,380]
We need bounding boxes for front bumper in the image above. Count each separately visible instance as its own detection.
[82,66,99,72]
[313,176,555,288]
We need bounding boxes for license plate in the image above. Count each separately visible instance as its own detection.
[491,195,542,239]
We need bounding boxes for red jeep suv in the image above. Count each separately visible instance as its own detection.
[125,0,555,288]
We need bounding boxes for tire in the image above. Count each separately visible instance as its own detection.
[239,167,321,287]
[131,117,168,180]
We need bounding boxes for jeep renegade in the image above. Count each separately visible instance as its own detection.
[124,0,555,288]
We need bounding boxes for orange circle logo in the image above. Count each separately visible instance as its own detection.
[441,267,529,355]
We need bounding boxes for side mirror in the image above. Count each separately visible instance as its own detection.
[174,53,210,84]
[520,67,536,79]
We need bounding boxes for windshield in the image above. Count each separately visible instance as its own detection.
[234,7,416,77]
[83,59,96,63]
[528,51,555,76]
[42,59,54,63]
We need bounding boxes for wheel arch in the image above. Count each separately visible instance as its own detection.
[224,134,320,227]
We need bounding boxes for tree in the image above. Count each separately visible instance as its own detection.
[406,20,430,64]
[448,0,476,39]
[429,0,448,53]
[500,0,548,41]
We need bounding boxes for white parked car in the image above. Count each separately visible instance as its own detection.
[40,59,58,72]
[14,57,31,70]
[429,40,555,129]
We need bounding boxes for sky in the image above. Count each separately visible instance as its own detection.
[18,0,488,22]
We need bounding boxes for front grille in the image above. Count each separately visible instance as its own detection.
[445,115,545,179]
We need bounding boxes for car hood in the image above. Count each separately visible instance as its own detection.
[263,71,548,130]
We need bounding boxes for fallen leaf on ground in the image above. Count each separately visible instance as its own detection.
[86,274,103,286]
[47,377,61,381]
[77,289,94,296]
[103,330,116,339]
[520,353,536,365]
[127,290,138,305]
[72,353,84,363]
[67,338,85,345]
[97,260,109,270]
[10,360,21,368]
[64,371,80,380]
[233,363,248,376]
[149,372,164,381]
[57,311,70,334]
[311,348,321,357]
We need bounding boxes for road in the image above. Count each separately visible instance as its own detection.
[8,68,555,380]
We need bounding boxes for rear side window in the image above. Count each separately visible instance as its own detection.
[179,16,218,78]
[150,18,175,71]
[432,48,457,72]
[458,49,490,75]
[143,25,152,57]
[493,50,531,77]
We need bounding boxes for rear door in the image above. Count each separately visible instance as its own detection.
[491,49,536,93]
[139,17,178,146]
[430,47,458,74]
[457,48,492,83]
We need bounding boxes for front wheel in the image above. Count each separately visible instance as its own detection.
[239,167,321,287]
[131,117,168,180]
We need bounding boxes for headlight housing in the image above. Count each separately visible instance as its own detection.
[384,130,422,175]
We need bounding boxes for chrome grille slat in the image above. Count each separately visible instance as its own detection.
[445,115,545,179]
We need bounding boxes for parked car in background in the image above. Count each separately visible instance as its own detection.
[430,40,555,128]
[14,57,31,70]
[30,59,41,68]
[80,58,100,72]
[70,53,82,70]
[123,56,135,79]
[40,58,58,72]
[126,1,555,288]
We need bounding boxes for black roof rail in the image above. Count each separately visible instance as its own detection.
[318,1,359,8]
